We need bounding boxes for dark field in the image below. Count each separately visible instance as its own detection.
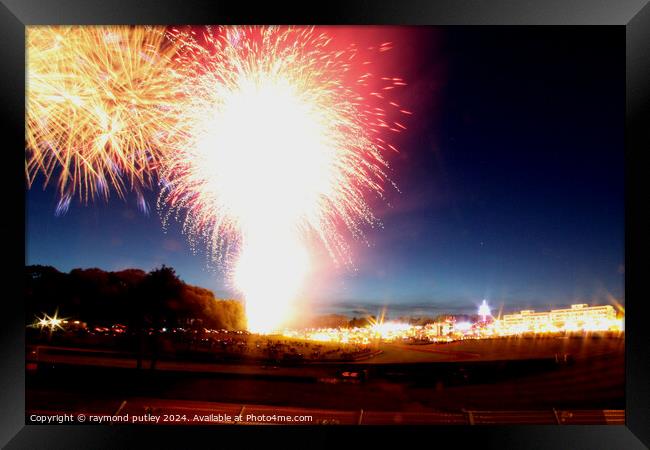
[26,335,624,424]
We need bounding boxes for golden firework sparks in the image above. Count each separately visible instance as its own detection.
[26,26,183,212]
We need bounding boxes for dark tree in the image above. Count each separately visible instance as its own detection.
[24,264,247,364]
[135,265,183,369]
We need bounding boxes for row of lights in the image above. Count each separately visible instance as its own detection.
[30,300,624,343]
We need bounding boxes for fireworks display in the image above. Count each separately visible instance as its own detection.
[26,26,409,332]
[26,26,182,211]
[158,26,409,332]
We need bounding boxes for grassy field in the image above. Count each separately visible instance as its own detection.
[27,335,624,414]
[367,334,624,363]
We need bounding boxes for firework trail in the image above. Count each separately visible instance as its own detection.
[26,26,182,212]
[159,26,410,332]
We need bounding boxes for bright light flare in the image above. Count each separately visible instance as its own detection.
[454,321,472,332]
[478,299,491,321]
[193,76,335,225]
[31,310,67,333]
[371,321,411,338]
[234,228,310,333]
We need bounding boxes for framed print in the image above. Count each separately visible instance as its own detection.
[1,0,648,448]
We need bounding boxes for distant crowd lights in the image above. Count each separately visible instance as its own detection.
[30,302,623,345]
[281,302,623,344]
[281,321,419,345]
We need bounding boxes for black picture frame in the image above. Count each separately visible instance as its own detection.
[2,1,648,448]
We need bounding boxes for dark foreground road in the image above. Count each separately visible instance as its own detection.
[26,336,624,424]
[27,397,625,425]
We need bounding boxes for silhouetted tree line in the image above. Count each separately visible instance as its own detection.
[25,265,246,331]
[309,314,478,328]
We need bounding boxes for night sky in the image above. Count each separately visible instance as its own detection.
[26,27,624,317]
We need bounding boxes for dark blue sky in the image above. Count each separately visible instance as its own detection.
[26,27,624,316]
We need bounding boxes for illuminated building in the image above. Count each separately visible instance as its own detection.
[550,303,616,325]
[501,310,552,332]
[499,303,619,334]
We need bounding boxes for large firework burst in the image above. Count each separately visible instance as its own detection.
[26,26,182,211]
[158,26,409,332]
